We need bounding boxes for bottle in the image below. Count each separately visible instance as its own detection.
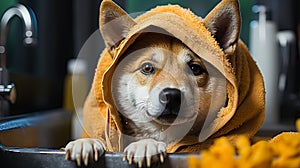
[249,5,279,126]
[63,58,88,140]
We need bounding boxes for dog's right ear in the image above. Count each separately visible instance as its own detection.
[100,0,136,56]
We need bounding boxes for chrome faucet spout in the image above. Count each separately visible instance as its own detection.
[0,3,37,117]
[0,3,37,47]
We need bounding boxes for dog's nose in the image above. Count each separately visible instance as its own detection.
[159,88,181,116]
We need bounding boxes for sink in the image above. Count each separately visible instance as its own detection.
[0,109,191,167]
[0,109,71,148]
[0,109,296,167]
[0,109,74,167]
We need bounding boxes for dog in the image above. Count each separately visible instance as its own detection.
[65,0,265,167]
[66,31,227,167]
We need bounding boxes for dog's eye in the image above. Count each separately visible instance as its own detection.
[140,62,155,75]
[189,63,205,76]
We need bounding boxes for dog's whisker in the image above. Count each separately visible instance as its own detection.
[135,100,149,113]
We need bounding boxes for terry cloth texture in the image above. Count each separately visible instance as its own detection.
[81,0,265,153]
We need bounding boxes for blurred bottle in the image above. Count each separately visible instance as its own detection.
[63,58,88,140]
[277,31,297,122]
[271,0,299,123]
[249,5,279,126]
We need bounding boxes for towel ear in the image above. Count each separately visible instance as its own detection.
[203,0,241,55]
[99,0,136,55]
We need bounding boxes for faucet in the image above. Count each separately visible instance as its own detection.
[0,3,37,117]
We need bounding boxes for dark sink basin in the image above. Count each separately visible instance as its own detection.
[0,109,71,148]
[0,109,74,167]
[0,109,296,167]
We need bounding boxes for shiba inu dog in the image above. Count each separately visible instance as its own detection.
[65,0,265,167]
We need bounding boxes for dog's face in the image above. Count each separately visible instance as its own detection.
[112,33,227,130]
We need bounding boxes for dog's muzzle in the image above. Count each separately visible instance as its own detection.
[158,88,181,122]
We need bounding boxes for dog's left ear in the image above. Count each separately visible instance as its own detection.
[99,0,136,56]
[203,0,241,55]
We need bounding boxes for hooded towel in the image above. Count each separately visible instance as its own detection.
[81,0,265,153]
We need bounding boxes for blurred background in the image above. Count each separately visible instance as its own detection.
[0,0,299,125]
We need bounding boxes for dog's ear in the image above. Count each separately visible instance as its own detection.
[203,0,241,55]
[100,0,136,56]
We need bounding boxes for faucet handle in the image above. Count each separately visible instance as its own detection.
[0,83,16,104]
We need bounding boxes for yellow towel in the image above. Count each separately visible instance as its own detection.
[81,0,265,153]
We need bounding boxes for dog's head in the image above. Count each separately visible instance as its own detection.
[100,0,240,131]
[111,32,227,127]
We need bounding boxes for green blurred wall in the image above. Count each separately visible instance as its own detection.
[126,0,255,45]
[0,0,16,17]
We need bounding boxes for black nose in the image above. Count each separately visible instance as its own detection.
[159,88,181,116]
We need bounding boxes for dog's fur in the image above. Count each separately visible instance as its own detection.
[65,0,243,167]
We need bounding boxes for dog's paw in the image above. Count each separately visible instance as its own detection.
[123,139,167,167]
[65,138,106,166]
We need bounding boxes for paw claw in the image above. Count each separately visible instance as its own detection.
[76,154,81,166]
[160,153,164,163]
[65,150,70,160]
[128,154,133,165]
[84,153,89,166]
[146,156,151,167]
[138,160,143,168]
[94,148,98,161]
